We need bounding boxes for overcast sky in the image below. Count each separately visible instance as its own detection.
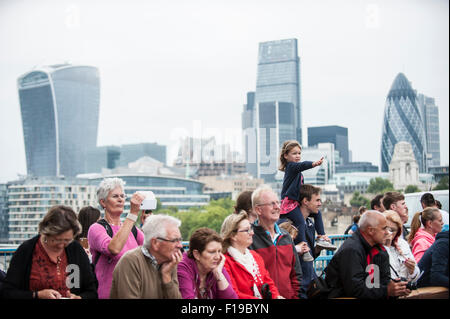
[0,0,448,183]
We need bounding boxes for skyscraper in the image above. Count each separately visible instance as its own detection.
[308,125,349,164]
[380,73,427,173]
[255,39,302,143]
[242,39,301,182]
[417,93,441,167]
[18,63,100,177]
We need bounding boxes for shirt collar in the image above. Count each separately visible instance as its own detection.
[141,246,160,270]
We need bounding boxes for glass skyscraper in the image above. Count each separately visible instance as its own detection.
[18,64,100,177]
[380,73,427,173]
[417,93,441,167]
[242,39,301,182]
[308,125,349,164]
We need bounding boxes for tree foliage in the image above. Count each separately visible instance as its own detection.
[350,191,370,208]
[404,185,421,193]
[366,177,395,194]
[154,197,235,240]
[433,176,449,191]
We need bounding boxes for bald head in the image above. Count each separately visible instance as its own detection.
[359,210,386,231]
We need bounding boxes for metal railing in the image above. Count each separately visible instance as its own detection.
[314,234,351,277]
[1,235,351,274]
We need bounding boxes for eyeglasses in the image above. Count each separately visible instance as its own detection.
[387,227,398,234]
[47,238,73,245]
[236,228,254,234]
[157,237,183,243]
[110,194,126,200]
[256,201,280,208]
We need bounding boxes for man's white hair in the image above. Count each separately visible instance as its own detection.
[251,184,275,208]
[358,210,384,231]
[97,177,126,207]
[142,214,181,248]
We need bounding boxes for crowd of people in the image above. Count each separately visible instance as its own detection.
[0,139,448,299]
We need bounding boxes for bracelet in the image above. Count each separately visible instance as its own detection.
[126,213,138,222]
[33,290,38,299]
[215,274,225,282]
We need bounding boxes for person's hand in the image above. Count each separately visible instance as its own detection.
[387,280,411,297]
[37,289,62,299]
[312,157,324,167]
[404,258,416,275]
[317,234,331,242]
[129,192,146,215]
[213,253,226,278]
[68,293,81,299]
[160,249,183,284]
[295,242,310,255]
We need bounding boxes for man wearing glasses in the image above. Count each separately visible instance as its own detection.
[110,214,183,299]
[249,185,303,299]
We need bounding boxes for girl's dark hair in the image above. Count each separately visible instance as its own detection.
[38,205,82,238]
[76,206,101,240]
[234,190,253,214]
[188,227,223,259]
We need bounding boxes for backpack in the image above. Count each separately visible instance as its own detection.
[92,218,138,268]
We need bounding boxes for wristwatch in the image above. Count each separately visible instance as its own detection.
[126,213,138,222]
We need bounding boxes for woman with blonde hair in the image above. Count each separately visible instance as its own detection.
[220,211,283,299]
[408,207,443,263]
[383,210,420,284]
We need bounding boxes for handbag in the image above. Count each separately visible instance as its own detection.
[306,272,331,299]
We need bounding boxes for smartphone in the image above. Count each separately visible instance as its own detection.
[138,191,157,210]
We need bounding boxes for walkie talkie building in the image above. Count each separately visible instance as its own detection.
[18,64,100,177]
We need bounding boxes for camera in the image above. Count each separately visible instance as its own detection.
[261,283,272,299]
[398,277,418,290]
[137,191,157,210]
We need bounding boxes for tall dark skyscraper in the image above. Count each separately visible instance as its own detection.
[380,73,427,173]
[308,125,349,164]
[18,63,100,177]
[242,39,301,181]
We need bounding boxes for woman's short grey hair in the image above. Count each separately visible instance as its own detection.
[251,184,274,208]
[359,210,384,231]
[142,214,181,248]
[97,177,126,207]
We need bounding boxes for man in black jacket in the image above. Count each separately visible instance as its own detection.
[325,210,411,299]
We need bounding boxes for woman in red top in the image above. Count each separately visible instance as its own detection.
[2,205,98,299]
[220,211,283,299]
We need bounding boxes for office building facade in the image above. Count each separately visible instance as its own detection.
[380,73,427,173]
[417,93,441,167]
[242,39,301,182]
[18,64,100,177]
[308,126,349,165]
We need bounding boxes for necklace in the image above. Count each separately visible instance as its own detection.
[105,213,121,226]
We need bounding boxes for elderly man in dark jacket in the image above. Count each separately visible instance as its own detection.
[325,210,411,299]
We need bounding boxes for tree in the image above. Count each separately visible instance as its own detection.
[433,176,449,191]
[350,191,370,208]
[366,177,395,194]
[166,198,235,240]
[404,185,421,193]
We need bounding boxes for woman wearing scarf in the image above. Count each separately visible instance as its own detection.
[220,211,283,299]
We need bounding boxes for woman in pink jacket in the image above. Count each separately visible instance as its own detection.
[408,207,443,263]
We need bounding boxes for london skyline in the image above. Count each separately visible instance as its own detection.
[0,0,448,183]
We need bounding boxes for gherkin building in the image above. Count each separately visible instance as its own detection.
[380,73,427,173]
